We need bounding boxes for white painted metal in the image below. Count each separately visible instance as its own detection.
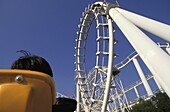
[115,44,170,70]
[107,105,111,112]
[133,58,153,96]
[75,3,119,111]
[109,8,170,97]
[115,87,124,112]
[115,51,138,70]
[115,45,168,94]
[76,83,81,112]
[119,80,129,109]
[166,47,170,54]
[113,97,118,112]
[153,76,164,92]
[134,86,140,98]
[115,7,170,42]
[101,16,114,112]
[157,43,170,55]
[76,10,92,112]
[76,2,170,111]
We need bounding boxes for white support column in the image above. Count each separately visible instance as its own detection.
[115,8,170,42]
[76,83,81,112]
[153,76,164,93]
[133,58,153,96]
[134,86,140,99]
[109,8,170,97]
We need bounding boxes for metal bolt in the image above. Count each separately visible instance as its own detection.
[15,75,24,83]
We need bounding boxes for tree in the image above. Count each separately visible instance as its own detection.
[130,98,157,112]
[152,92,170,112]
[130,92,170,112]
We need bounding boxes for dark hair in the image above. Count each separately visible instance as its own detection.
[11,50,53,77]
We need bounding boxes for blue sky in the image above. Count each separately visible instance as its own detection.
[0,0,170,97]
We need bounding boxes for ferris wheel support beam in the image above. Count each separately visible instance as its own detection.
[114,7,170,42]
[109,8,170,97]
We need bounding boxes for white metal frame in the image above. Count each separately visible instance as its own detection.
[75,1,170,112]
[109,7,170,98]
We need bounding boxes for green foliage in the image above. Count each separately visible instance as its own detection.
[130,92,170,112]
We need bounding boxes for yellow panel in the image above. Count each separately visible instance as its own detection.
[0,84,32,112]
[0,69,56,112]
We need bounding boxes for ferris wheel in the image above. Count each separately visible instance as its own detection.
[75,1,170,112]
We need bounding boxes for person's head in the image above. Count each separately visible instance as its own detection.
[11,50,53,77]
